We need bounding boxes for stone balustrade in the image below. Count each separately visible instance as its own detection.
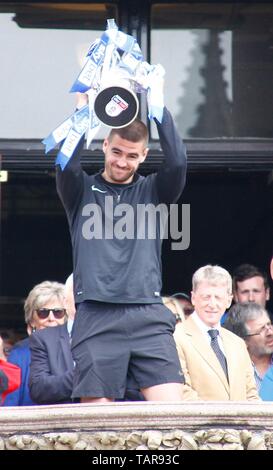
[0,401,272,450]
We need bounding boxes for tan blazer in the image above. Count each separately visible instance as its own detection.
[174,315,259,401]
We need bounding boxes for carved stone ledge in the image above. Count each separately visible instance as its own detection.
[0,402,273,450]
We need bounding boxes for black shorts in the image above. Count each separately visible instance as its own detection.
[71,301,184,399]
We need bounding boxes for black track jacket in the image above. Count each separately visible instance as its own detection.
[56,107,187,304]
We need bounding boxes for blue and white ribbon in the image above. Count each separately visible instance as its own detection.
[70,37,109,93]
[42,115,73,153]
[43,106,89,170]
[43,18,165,170]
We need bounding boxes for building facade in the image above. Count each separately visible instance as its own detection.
[0,1,272,330]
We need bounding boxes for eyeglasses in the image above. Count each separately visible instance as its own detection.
[245,322,273,337]
[36,308,66,319]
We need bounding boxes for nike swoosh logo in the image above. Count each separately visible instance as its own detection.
[91,185,107,193]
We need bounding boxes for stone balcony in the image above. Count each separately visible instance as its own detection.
[1,401,273,451]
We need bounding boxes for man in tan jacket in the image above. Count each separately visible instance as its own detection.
[174,265,259,401]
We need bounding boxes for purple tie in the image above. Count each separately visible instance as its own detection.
[208,329,229,381]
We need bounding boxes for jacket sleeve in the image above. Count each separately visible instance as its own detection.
[2,346,29,406]
[0,359,21,403]
[173,327,199,401]
[175,346,200,401]
[243,343,260,401]
[29,333,73,404]
[154,107,187,204]
[56,136,85,219]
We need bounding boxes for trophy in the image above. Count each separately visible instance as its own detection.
[94,70,139,128]
[43,19,164,169]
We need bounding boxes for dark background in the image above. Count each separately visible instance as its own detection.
[1,168,272,330]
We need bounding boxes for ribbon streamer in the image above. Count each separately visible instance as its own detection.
[43,18,165,170]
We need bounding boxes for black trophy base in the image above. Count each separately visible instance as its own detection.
[94,86,139,128]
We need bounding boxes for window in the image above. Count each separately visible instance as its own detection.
[0,3,117,139]
[151,3,273,138]
[0,2,117,325]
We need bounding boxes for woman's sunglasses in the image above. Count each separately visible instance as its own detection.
[36,308,66,319]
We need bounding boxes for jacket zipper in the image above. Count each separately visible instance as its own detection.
[102,182,135,205]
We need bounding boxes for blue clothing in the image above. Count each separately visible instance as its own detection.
[3,337,35,406]
[253,355,273,393]
[220,310,228,326]
[259,366,273,401]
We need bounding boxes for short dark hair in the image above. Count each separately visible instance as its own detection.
[108,118,148,146]
[233,263,269,292]
[223,302,268,338]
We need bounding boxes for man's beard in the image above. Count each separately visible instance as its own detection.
[109,166,136,183]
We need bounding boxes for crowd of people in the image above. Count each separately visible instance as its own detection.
[1,259,272,405]
[1,93,272,405]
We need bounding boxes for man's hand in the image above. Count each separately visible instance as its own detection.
[76,92,88,109]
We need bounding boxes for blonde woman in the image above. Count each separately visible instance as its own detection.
[3,281,66,406]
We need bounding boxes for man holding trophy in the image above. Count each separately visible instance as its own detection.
[52,20,187,402]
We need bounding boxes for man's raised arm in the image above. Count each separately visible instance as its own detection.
[56,93,88,214]
[155,107,187,204]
